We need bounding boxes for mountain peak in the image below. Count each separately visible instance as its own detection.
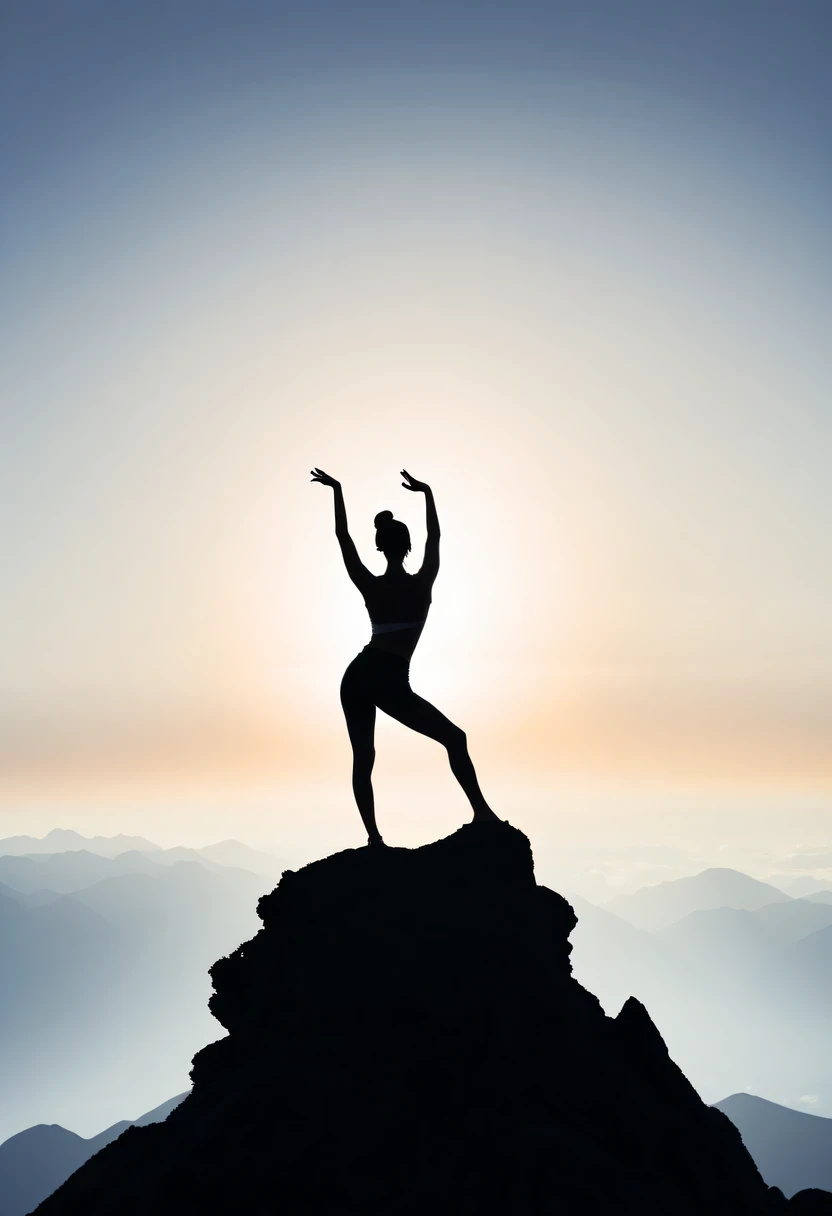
[35,822,796,1214]
[607,868,791,931]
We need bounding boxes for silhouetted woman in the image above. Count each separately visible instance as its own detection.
[311,468,498,846]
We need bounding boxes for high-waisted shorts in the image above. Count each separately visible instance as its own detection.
[340,646,411,710]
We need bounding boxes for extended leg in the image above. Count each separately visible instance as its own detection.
[377,688,498,821]
[340,693,384,845]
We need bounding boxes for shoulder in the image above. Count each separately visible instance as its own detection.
[353,568,378,597]
[410,568,436,594]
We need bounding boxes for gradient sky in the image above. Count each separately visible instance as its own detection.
[2,1,831,842]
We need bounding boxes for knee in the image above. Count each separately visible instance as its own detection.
[352,746,375,772]
[446,725,467,754]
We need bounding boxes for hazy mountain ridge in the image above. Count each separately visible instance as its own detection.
[566,871,832,1114]
[716,1094,832,1198]
[0,853,272,1142]
[0,890,115,1039]
[0,831,286,879]
[0,1094,188,1216]
[0,830,161,858]
[749,901,832,946]
[767,876,832,899]
[606,868,791,931]
[0,850,169,895]
[787,924,832,994]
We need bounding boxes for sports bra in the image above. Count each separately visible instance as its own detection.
[363,571,432,637]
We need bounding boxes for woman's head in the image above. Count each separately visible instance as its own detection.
[374,510,411,561]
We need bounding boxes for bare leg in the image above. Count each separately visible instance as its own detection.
[377,688,498,821]
[341,696,385,844]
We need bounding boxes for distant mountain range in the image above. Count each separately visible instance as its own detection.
[0,846,284,897]
[0,853,272,1142]
[0,1093,188,1216]
[0,829,160,858]
[716,1093,832,1198]
[0,833,286,1142]
[766,873,832,898]
[0,830,286,879]
[606,867,791,931]
[0,849,178,895]
[565,868,832,1115]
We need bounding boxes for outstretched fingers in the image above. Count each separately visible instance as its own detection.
[401,469,427,492]
[310,467,339,487]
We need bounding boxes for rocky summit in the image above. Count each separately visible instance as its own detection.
[34,822,829,1214]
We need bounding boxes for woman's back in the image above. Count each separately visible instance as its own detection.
[363,570,433,657]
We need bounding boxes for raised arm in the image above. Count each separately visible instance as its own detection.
[401,469,440,581]
[310,468,372,591]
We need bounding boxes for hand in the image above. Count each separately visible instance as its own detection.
[310,467,341,489]
[401,469,430,493]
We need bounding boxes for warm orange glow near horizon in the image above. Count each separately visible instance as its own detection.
[3,384,831,800]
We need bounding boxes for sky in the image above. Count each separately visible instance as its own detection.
[2,0,830,855]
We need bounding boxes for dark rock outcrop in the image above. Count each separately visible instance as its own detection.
[34,823,813,1214]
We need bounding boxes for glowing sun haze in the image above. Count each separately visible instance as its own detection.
[2,2,831,838]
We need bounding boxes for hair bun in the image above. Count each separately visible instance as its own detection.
[373,510,412,558]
